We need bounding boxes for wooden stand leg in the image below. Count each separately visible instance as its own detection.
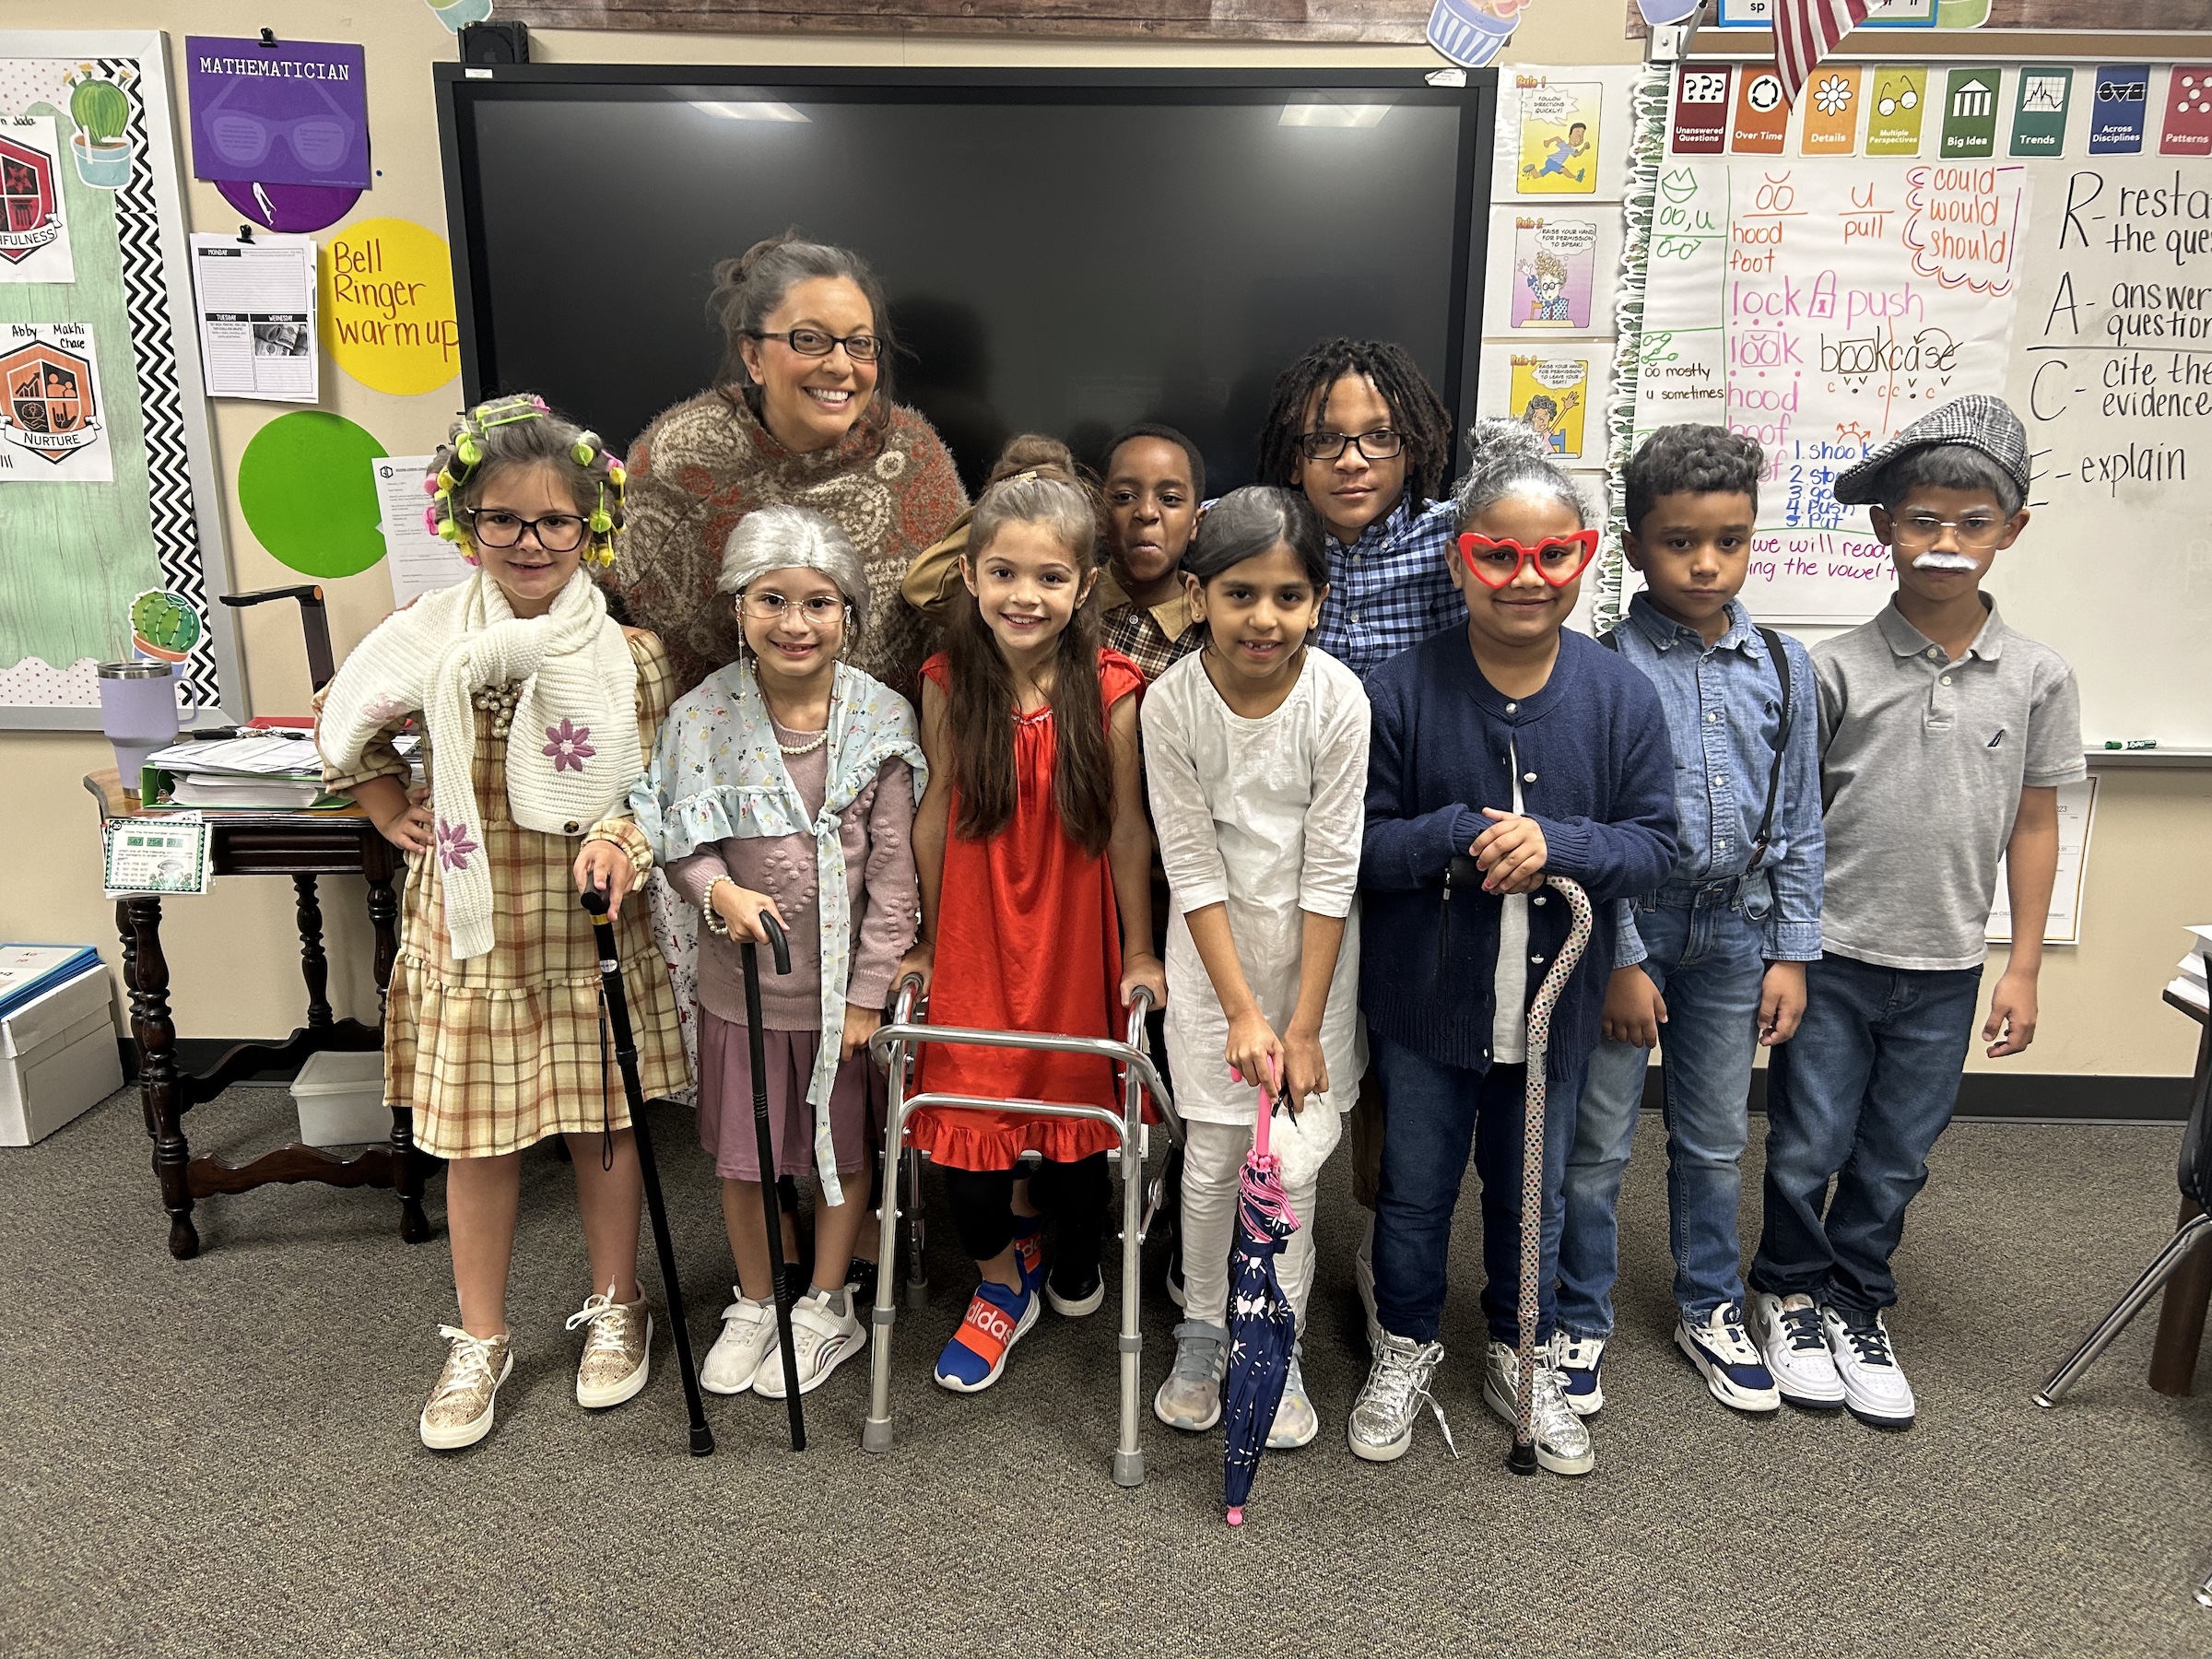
[2149,1198,2212,1396]
[124,896,197,1260]
[362,854,429,1242]
[294,875,332,1030]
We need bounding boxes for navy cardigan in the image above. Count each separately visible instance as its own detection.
[1360,626,1678,1077]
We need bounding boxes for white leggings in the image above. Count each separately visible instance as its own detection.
[1178,1119,1321,1333]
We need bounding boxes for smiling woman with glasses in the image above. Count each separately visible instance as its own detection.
[606,231,966,703]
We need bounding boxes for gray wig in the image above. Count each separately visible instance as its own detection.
[716,504,870,637]
[1452,418,1590,531]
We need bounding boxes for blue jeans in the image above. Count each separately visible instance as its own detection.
[1748,952,1983,1321]
[1558,886,1769,1337]
[1371,1035,1585,1347]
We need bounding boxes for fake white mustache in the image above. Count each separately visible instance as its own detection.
[1912,551,1980,571]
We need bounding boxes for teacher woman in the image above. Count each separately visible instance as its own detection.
[607,233,967,699]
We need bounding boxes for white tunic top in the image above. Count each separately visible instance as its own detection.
[1141,647,1371,1132]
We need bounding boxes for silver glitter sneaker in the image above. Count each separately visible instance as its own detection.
[1152,1319,1229,1431]
[1347,1330,1454,1464]
[419,1325,512,1451]
[568,1284,653,1409]
[1484,1340,1594,1476]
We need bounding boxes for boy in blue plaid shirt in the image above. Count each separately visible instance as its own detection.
[1253,339,1466,680]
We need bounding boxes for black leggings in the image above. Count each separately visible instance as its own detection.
[943,1153,1112,1269]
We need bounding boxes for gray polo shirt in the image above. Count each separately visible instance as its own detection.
[1814,596,2086,972]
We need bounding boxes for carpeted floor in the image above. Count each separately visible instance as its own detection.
[5,1082,2207,1657]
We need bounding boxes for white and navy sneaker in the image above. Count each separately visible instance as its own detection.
[1550,1332,1606,1417]
[1822,1306,1916,1429]
[1747,1291,1846,1409]
[1674,1302,1781,1413]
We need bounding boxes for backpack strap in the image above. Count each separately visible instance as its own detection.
[1597,627,1621,652]
[1744,626,1793,875]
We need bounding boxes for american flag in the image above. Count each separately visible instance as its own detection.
[1773,0,1870,107]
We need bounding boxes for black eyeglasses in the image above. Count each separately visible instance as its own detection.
[1296,428,1405,461]
[465,508,587,552]
[747,327,882,363]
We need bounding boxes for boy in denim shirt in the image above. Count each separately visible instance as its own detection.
[1747,395,2081,1429]
[1554,427,1824,1429]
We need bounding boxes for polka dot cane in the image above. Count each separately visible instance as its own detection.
[1512,875,1594,1474]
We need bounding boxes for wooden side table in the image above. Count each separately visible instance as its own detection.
[84,771,434,1259]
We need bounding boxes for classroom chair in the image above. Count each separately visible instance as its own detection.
[2035,1001,2212,1408]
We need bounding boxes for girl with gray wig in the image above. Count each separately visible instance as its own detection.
[641,500,929,1396]
[717,503,872,648]
[1452,418,1590,534]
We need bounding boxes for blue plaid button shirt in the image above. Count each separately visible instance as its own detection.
[1312,495,1467,679]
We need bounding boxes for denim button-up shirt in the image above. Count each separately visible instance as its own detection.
[1608,591,1824,968]
[1313,495,1468,679]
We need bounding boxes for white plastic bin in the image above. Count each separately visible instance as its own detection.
[0,966,123,1147]
[291,1050,390,1147]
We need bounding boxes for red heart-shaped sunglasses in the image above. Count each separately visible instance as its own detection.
[1455,529,1601,590]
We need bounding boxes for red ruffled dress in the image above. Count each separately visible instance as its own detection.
[911,648,1147,1172]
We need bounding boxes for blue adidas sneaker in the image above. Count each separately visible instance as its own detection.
[1551,1331,1606,1417]
[934,1277,1039,1393]
[1675,1301,1782,1413]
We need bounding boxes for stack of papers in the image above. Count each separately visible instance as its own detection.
[2167,925,2212,1015]
[145,734,333,810]
[0,946,103,1020]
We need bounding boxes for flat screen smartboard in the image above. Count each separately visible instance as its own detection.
[436,67,1493,491]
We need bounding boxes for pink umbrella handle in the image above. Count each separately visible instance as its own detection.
[1255,1055,1280,1159]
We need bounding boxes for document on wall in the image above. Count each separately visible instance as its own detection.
[374,453,474,606]
[188,233,317,402]
[1986,775,2097,946]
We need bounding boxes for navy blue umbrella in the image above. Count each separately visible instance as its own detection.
[1222,1071,1300,1526]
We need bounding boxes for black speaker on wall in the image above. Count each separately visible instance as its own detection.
[459,23,530,65]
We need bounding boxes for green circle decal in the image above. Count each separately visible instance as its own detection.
[237,411,391,580]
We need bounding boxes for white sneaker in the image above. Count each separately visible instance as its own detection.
[1821,1306,1916,1429]
[1484,1341,1594,1476]
[1551,1331,1606,1417]
[1675,1302,1782,1414]
[1266,1347,1319,1450]
[754,1288,866,1398]
[1747,1291,1845,1409]
[1354,1216,1382,1354]
[700,1292,778,1396]
[1153,1319,1228,1431]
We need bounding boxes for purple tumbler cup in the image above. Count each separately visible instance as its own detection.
[97,660,180,794]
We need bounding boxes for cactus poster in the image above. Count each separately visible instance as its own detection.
[0,322,112,481]
[0,116,73,283]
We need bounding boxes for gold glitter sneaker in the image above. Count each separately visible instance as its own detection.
[419,1325,513,1451]
[568,1284,653,1409]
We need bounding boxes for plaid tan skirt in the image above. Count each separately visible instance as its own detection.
[379,639,689,1159]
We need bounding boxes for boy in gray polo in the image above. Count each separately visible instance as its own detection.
[1746,395,2084,1430]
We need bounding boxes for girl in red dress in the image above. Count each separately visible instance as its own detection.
[899,461,1165,1393]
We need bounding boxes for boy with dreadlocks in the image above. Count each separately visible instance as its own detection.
[1254,338,1465,683]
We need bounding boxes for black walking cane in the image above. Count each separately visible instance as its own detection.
[580,889,714,1457]
[739,908,806,1451]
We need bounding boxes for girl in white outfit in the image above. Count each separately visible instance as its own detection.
[1141,486,1370,1448]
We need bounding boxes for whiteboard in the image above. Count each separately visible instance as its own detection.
[1635,61,2212,747]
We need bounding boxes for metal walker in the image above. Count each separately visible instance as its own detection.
[863,980,1182,1486]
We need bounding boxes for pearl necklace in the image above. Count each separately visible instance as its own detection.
[755,665,833,758]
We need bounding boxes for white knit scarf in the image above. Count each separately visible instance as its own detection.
[319,569,640,960]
